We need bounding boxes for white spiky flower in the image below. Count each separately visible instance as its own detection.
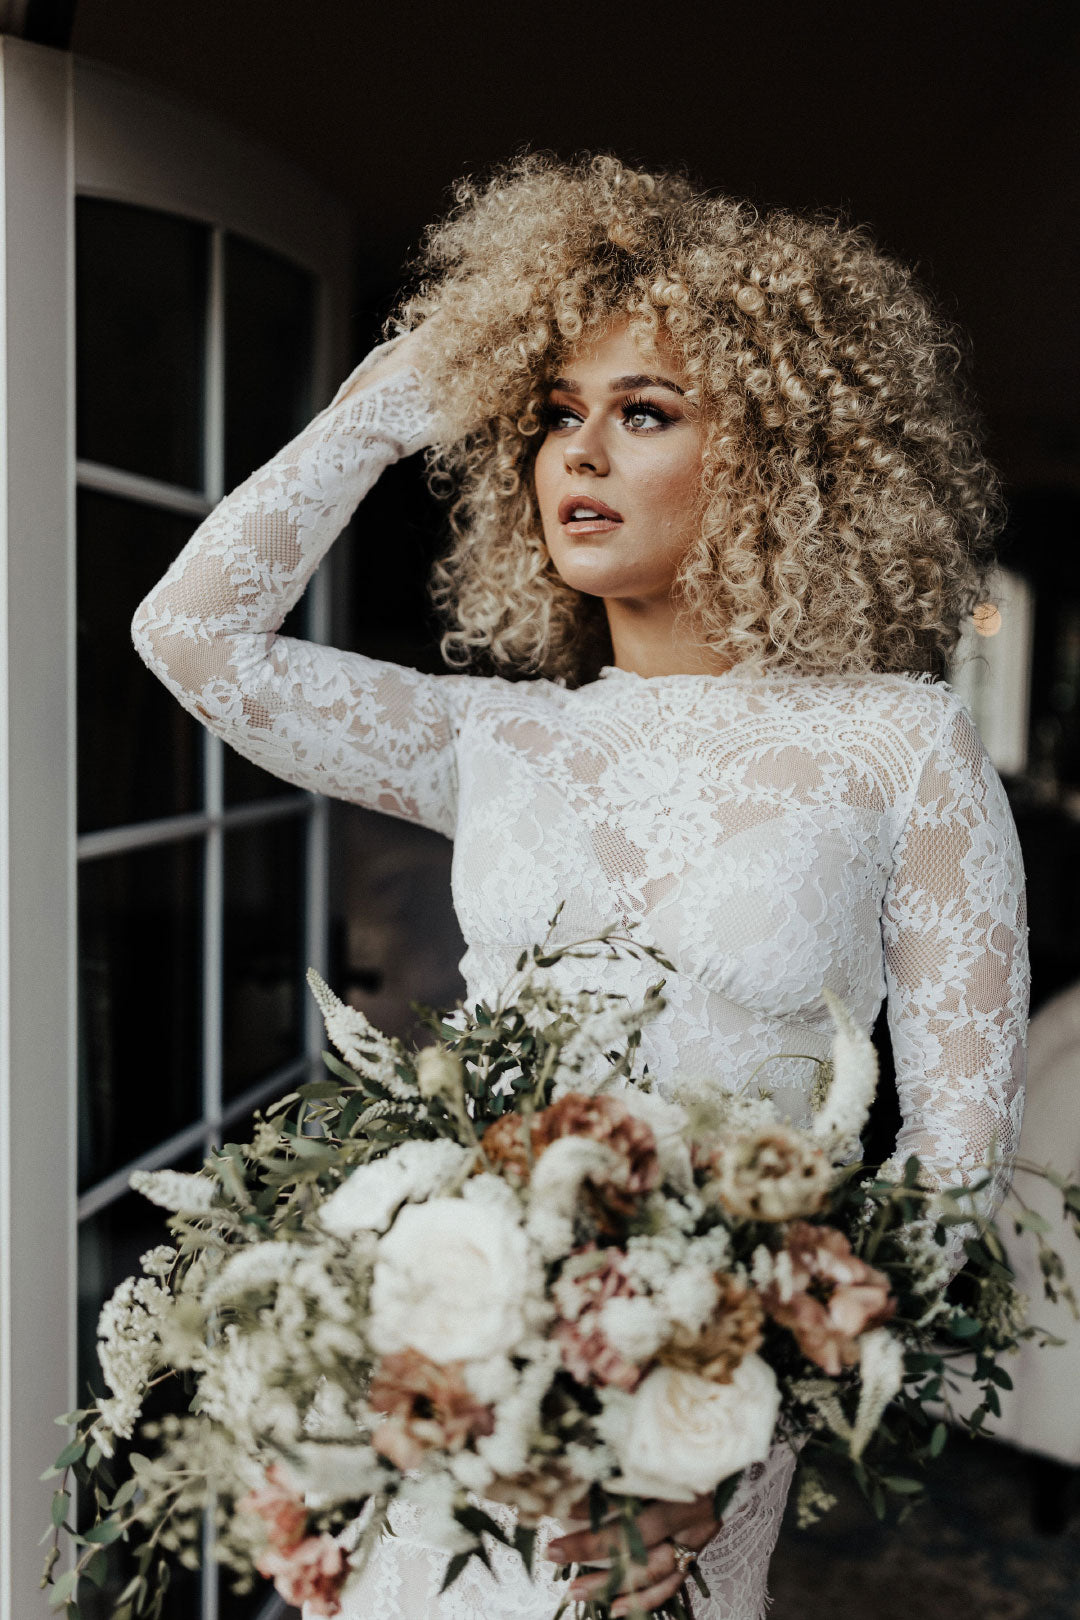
[850,1328,905,1460]
[306,967,410,1095]
[811,991,879,1162]
[130,1168,216,1214]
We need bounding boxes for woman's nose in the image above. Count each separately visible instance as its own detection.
[564,431,609,476]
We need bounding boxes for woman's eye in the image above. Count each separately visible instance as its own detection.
[540,403,581,431]
[622,398,673,430]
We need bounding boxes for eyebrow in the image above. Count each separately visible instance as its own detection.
[549,373,686,397]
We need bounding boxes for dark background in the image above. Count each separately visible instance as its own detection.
[63,0,1076,497]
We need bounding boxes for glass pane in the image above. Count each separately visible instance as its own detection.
[77,1178,204,1620]
[223,232,316,490]
[77,488,204,833]
[76,197,208,490]
[79,842,203,1191]
[223,816,305,1100]
[223,232,316,806]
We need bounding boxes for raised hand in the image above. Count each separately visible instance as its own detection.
[335,313,446,402]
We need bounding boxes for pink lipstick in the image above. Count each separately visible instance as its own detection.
[558,495,624,534]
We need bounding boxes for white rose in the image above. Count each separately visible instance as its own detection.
[603,1356,780,1500]
[598,1295,667,1362]
[318,1140,469,1236]
[369,1197,530,1362]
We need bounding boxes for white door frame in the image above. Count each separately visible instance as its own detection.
[0,38,357,1617]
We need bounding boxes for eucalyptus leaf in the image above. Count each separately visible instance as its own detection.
[82,1518,124,1545]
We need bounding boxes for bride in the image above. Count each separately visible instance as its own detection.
[131,154,1028,1620]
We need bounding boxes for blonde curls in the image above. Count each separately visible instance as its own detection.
[393,153,1001,684]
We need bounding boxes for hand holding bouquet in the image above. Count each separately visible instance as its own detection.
[42,913,1080,1620]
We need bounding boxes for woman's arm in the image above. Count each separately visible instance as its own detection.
[130,328,470,838]
[881,691,1030,1236]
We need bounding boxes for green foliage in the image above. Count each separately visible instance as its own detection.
[39,903,1080,1617]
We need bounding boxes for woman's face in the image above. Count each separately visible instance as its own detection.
[533,321,705,605]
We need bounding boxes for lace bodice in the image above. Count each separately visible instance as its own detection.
[131,347,1029,1620]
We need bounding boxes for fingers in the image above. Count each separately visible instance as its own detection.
[568,1516,717,1606]
[609,1521,717,1619]
[569,1536,677,1603]
[610,1567,691,1618]
[547,1497,702,1567]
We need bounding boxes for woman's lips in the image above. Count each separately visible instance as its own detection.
[558,495,624,534]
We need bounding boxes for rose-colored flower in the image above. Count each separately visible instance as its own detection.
[485,1457,585,1527]
[480,1110,534,1185]
[705,1126,832,1222]
[237,1463,307,1555]
[482,1094,660,1224]
[658,1273,764,1384]
[368,1347,495,1470]
[554,1245,645,1391]
[257,1533,348,1616]
[763,1221,896,1376]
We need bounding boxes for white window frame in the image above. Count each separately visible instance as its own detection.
[0,38,357,1618]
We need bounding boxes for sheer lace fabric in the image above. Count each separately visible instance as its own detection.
[132,352,1029,1620]
[338,1444,797,1620]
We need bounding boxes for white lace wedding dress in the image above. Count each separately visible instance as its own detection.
[131,345,1029,1620]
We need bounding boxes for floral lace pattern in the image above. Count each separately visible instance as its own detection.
[132,352,1029,1620]
[335,1445,796,1620]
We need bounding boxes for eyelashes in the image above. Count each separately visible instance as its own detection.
[539,396,676,433]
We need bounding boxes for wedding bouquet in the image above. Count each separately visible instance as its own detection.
[42,911,1080,1620]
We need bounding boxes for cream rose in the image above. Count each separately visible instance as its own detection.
[318,1140,469,1237]
[603,1355,780,1500]
[369,1198,531,1363]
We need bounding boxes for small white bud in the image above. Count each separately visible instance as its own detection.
[414,1046,465,1103]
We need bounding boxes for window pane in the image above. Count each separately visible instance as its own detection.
[222,232,316,806]
[76,197,208,490]
[223,232,316,490]
[78,488,204,832]
[223,816,305,1100]
[79,842,203,1191]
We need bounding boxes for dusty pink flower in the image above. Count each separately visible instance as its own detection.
[237,1463,307,1555]
[257,1533,348,1616]
[368,1347,495,1470]
[763,1221,896,1376]
[554,1245,645,1391]
[535,1094,660,1217]
[483,1093,660,1224]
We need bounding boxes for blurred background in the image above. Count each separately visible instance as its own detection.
[0,1,1077,1615]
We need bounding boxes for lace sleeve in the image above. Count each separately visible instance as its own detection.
[881,691,1029,1231]
[130,349,471,838]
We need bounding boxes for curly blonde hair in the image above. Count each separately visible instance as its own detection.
[392,153,1001,684]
